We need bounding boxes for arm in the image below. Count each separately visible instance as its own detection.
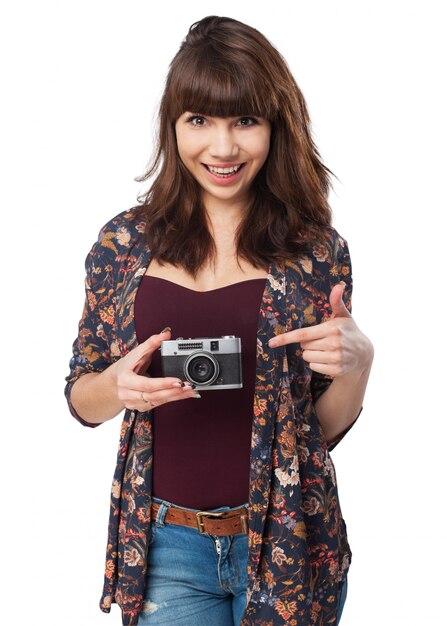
[310,234,373,449]
[68,330,199,423]
[69,367,125,425]
[64,223,118,427]
[315,341,373,449]
[270,231,373,449]
[64,222,198,424]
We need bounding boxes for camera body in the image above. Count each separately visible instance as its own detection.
[160,335,242,390]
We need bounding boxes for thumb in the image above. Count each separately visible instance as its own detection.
[129,327,172,371]
[330,282,351,319]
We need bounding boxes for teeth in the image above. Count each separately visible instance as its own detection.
[207,164,242,174]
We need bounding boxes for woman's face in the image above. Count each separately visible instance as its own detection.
[175,113,271,212]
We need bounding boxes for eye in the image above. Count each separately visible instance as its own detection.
[237,117,259,127]
[185,115,207,127]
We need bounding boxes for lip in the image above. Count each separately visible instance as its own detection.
[201,162,247,186]
[204,162,244,168]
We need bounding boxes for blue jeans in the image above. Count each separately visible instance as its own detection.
[140,496,348,625]
[338,575,348,623]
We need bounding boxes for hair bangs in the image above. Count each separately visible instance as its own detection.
[168,53,278,121]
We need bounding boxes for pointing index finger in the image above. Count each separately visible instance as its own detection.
[268,324,327,347]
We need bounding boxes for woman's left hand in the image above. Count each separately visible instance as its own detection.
[268,282,373,377]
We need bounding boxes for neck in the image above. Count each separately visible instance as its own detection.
[203,195,251,233]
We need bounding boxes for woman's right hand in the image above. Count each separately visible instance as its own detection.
[110,328,199,411]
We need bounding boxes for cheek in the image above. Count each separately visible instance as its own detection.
[175,131,189,163]
[175,128,206,165]
[175,126,193,162]
[249,130,271,163]
[249,145,270,174]
[261,129,272,159]
[260,141,270,163]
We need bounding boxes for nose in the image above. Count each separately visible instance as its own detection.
[208,126,239,160]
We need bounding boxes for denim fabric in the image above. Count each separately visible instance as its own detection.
[139,496,348,625]
[139,496,250,625]
[337,575,348,623]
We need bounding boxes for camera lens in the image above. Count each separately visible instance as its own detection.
[184,352,219,385]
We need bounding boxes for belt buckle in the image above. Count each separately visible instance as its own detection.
[196,510,226,534]
[240,509,248,534]
[196,509,248,534]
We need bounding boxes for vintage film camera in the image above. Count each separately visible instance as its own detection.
[160,335,242,390]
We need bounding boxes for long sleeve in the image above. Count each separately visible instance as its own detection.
[309,231,363,450]
[64,223,117,427]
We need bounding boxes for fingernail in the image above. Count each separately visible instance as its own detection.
[339,281,346,287]
[268,338,278,347]
[160,326,171,334]
[172,382,182,388]
[194,393,201,398]
[182,381,196,389]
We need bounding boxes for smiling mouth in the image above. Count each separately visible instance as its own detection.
[203,163,246,177]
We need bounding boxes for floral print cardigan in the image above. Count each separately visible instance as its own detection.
[64,206,362,625]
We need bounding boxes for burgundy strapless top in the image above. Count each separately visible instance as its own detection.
[134,275,266,509]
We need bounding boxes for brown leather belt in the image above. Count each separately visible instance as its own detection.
[151,501,249,536]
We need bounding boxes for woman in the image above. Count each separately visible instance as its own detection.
[65,15,373,626]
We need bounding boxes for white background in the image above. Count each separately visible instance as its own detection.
[1,1,445,624]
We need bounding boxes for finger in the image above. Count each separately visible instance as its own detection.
[132,330,173,375]
[127,328,172,368]
[268,323,330,348]
[300,336,339,351]
[145,387,200,407]
[267,329,301,348]
[330,282,352,319]
[124,372,185,393]
[308,362,336,376]
[302,349,340,365]
[126,387,200,411]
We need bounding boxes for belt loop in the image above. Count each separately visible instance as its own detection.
[155,500,170,527]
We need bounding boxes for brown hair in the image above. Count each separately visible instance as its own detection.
[135,15,337,277]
